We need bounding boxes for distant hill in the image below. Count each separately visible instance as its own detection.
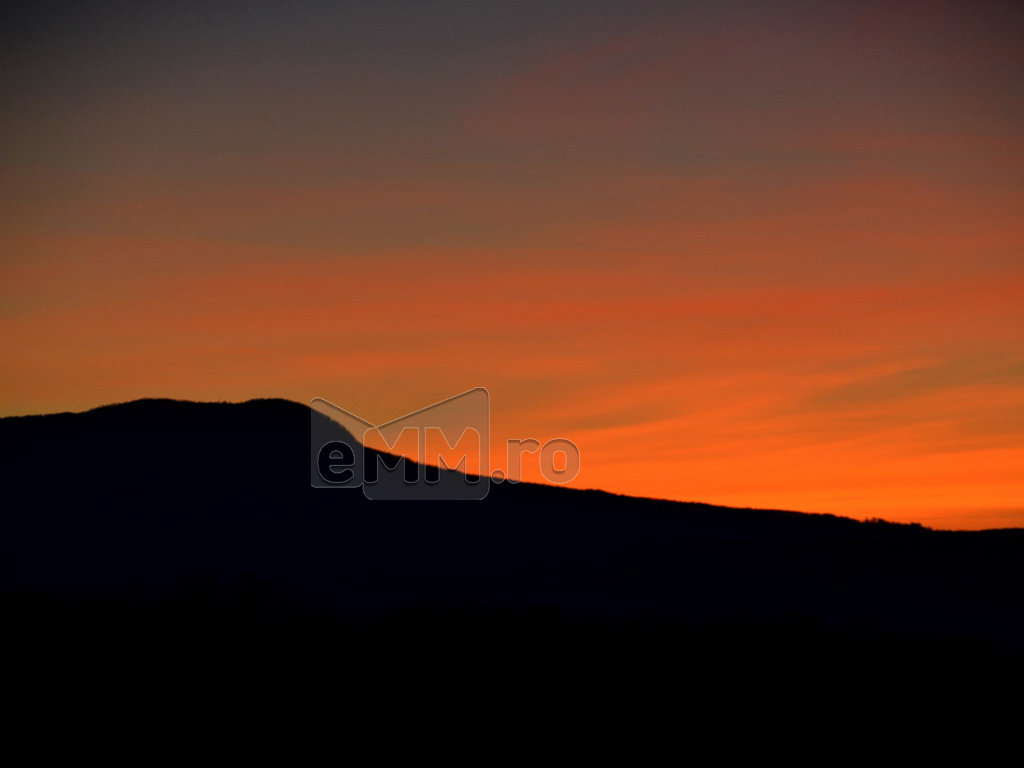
[2,398,1022,715]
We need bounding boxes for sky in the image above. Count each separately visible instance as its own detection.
[2,0,1022,529]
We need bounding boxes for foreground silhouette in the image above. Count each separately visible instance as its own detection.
[2,398,1022,726]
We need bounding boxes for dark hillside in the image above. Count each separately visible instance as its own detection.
[2,399,1022,718]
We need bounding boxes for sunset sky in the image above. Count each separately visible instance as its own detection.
[2,1,1022,528]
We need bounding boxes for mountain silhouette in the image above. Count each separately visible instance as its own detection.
[2,398,1022,723]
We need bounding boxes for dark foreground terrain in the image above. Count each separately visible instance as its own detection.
[2,399,1022,734]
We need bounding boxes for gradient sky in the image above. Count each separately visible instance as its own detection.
[2,0,1022,528]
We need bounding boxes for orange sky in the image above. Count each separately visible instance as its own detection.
[2,1,1022,528]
